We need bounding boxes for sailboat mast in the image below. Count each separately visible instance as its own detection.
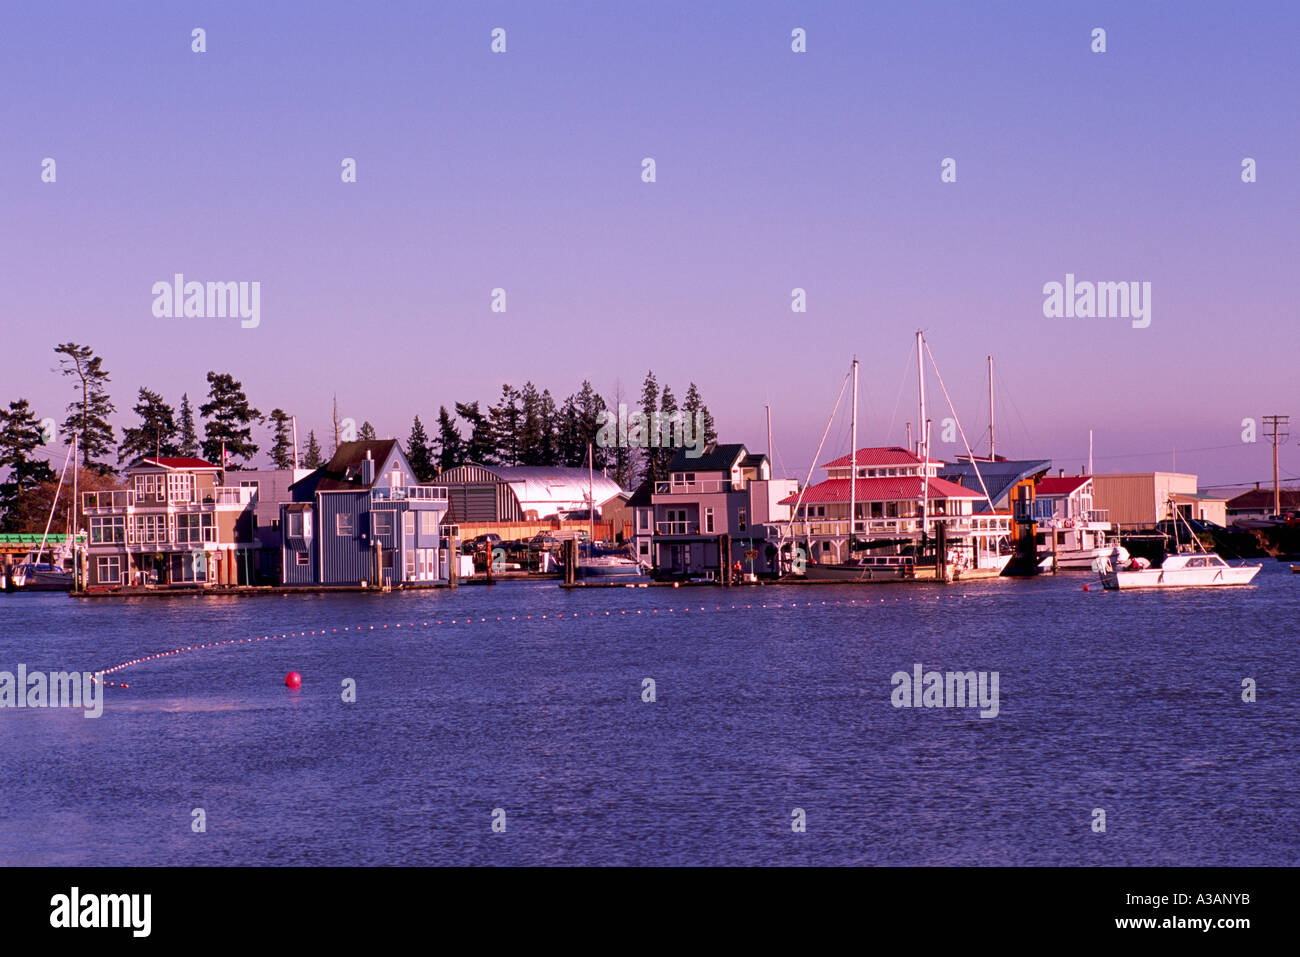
[849,357,858,552]
[987,355,995,460]
[916,330,927,456]
[588,442,595,549]
[917,331,929,548]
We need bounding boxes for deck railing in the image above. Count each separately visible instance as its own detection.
[373,486,449,502]
[654,479,733,495]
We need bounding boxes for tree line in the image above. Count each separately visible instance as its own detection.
[0,343,717,530]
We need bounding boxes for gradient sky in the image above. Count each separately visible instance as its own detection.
[3,1,1298,489]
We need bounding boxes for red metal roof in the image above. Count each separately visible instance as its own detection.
[779,476,980,506]
[1036,476,1090,496]
[821,446,941,469]
[141,456,221,470]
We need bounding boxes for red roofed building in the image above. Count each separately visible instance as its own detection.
[770,446,1011,574]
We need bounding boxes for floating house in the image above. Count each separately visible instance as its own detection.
[80,456,260,587]
[280,440,450,587]
[631,442,797,578]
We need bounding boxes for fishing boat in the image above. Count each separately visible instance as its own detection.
[1097,548,1260,589]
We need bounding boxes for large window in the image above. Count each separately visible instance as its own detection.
[336,513,353,536]
[130,514,167,544]
[167,473,194,503]
[133,473,164,499]
[420,511,437,535]
[90,516,125,544]
[288,511,308,538]
[175,513,215,544]
[96,555,120,584]
[373,511,394,536]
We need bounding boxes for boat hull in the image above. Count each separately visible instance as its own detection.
[1101,565,1261,590]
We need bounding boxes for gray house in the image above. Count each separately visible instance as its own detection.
[280,440,450,587]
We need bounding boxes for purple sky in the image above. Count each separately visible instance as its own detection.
[3,1,1298,489]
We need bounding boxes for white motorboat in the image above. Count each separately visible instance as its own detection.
[1097,547,1260,590]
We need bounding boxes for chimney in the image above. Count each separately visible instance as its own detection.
[361,449,374,486]
[1058,468,1064,477]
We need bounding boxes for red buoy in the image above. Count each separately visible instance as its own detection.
[285,671,302,688]
[1082,585,1090,592]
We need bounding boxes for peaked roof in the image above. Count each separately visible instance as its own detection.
[668,442,747,472]
[291,439,399,493]
[1226,488,1300,510]
[938,459,1051,513]
[1036,475,1091,496]
[779,476,981,506]
[822,446,941,469]
[131,456,221,471]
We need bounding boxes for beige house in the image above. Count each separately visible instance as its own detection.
[1091,472,1211,527]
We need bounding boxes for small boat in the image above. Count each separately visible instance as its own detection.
[1290,564,1300,575]
[10,562,74,592]
[1098,548,1260,590]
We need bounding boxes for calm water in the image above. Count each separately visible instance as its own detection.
[1,564,1297,866]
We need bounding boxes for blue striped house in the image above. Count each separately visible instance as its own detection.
[280,440,450,587]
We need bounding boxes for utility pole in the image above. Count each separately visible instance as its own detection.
[1263,415,1290,516]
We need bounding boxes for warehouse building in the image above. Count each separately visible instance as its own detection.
[438,464,627,523]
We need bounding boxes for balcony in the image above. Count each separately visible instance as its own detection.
[655,521,701,535]
[83,490,132,511]
[781,515,1011,539]
[373,486,449,503]
[654,479,733,495]
[1014,500,1056,522]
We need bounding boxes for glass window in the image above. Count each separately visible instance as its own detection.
[296,551,309,566]
[96,555,120,584]
[420,511,437,535]
[404,512,415,535]
[374,512,394,536]
[704,507,714,533]
[336,513,353,536]
[288,512,304,537]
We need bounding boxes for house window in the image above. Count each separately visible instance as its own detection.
[337,513,353,536]
[374,512,394,536]
[96,555,120,584]
[167,473,193,503]
[391,466,403,490]
[405,550,416,579]
[404,512,415,535]
[704,507,715,534]
[420,511,437,535]
[288,512,304,537]
[737,508,747,531]
[90,516,125,544]
[295,551,309,566]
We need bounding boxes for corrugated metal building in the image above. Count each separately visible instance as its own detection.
[438,464,626,523]
[1091,472,1198,527]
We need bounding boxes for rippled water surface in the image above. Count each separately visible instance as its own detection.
[1,565,1297,865]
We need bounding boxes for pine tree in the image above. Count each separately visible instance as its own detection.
[455,401,495,464]
[55,343,115,474]
[117,388,180,464]
[407,416,434,482]
[434,406,463,471]
[683,382,717,446]
[268,409,295,468]
[557,394,584,467]
[517,383,544,465]
[358,421,377,441]
[574,380,607,470]
[0,399,57,532]
[638,371,660,485]
[657,385,680,475]
[538,389,559,465]
[487,384,522,467]
[303,430,324,468]
[199,372,263,468]
[177,392,199,456]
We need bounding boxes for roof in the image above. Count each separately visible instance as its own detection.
[667,443,747,473]
[779,476,981,506]
[822,446,941,469]
[1226,488,1300,510]
[292,439,399,493]
[739,452,769,471]
[938,459,1051,512]
[1036,476,1091,496]
[443,463,626,507]
[131,456,221,471]
[627,479,654,508]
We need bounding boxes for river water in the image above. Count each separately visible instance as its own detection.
[1,564,1296,865]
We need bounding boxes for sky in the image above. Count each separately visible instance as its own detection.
[2,1,1298,489]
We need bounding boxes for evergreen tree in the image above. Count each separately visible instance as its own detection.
[574,380,608,470]
[407,416,434,482]
[268,409,295,469]
[199,372,263,468]
[434,406,463,471]
[557,394,584,467]
[55,343,115,474]
[517,382,544,466]
[177,392,199,456]
[609,380,635,490]
[455,401,495,464]
[538,389,559,465]
[357,421,377,441]
[303,430,324,469]
[683,382,717,445]
[637,371,660,485]
[117,388,179,464]
[487,384,522,467]
[0,399,57,532]
[657,385,680,475]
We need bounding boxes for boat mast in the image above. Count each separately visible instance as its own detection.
[987,355,995,460]
[587,442,595,551]
[38,437,75,566]
[849,356,858,556]
[917,331,929,550]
